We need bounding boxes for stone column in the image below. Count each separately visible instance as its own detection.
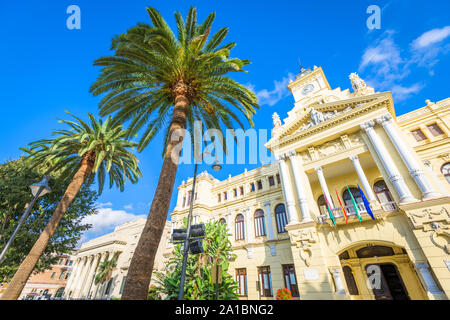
[377,114,440,199]
[244,207,253,243]
[83,254,101,299]
[360,120,416,204]
[330,269,346,294]
[263,201,274,240]
[349,155,376,201]
[93,252,109,299]
[78,256,94,298]
[423,160,450,196]
[415,263,444,294]
[73,257,89,298]
[65,258,81,297]
[288,152,313,222]
[315,166,335,208]
[277,155,299,223]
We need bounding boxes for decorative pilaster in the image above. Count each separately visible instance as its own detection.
[377,114,441,199]
[65,258,81,296]
[415,263,444,294]
[288,152,313,222]
[83,254,101,298]
[264,201,274,240]
[73,257,90,298]
[422,160,450,196]
[244,207,253,243]
[315,166,335,208]
[360,120,416,204]
[349,155,376,201]
[277,154,299,223]
[330,268,346,294]
[226,211,232,242]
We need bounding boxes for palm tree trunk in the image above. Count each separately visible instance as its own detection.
[0,153,95,300]
[121,83,189,300]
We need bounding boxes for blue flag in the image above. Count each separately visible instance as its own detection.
[358,184,375,220]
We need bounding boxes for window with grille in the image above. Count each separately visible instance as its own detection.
[317,195,328,215]
[411,129,427,142]
[235,214,245,241]
[441,163,450,183]
[254,209,266,237]
[343,266,359,295]
[427,123,444,136]
[275,204,288,233]
[373,180,393,204]
[219,218,226,225]
[258,266,273,297]
[342,188,363,207]
[236,269,247,296]
[282,264,299,297]
[257,180,263,190]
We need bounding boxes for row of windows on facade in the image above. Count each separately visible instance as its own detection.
[218,203,288,241]
[180,174,282,208]
[50,271,70,280]
[411,123,445,142]
[235,264,299,298]
[57,257,73,266]
[217,174,282,204]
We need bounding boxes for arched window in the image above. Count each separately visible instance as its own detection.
[275,204,288,233]
[254,209,266,237]
[235,214,245,241]
[317,195,328,215]
[373,180,393,204]
[342,188,363,207]
[441,163,450,183]
[342,266,359,295]
[219,218,226,225]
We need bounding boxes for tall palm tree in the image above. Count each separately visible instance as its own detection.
[90,6,259,299]
[94,257,117,299]
[0,113,141,300]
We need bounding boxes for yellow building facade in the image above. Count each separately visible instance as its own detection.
[169,66,450,300]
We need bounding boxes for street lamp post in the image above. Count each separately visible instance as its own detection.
[177,152,221,300]
[0,175,51,264]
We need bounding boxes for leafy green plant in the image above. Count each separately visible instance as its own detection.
[276,288,293,300]
[147,285,161,300]
[154,221,238,300]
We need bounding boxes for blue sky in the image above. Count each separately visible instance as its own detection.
[1,1,450,242]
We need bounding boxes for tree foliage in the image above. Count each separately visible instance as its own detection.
[154,220,238,300]
[0,157,98,281]
[94,257,117,285]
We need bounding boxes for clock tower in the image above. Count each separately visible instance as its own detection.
[287,65,332,103]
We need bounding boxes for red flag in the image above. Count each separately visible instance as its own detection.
[335,189,348,224]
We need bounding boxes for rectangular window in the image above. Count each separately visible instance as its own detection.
[276,174,281,184]
[257,180,263,190]
[268,176,275,186]
[236,269,247,296]
[427,123,444,137]
[187,191,192,205]
[258,266,273,297]
[282,264,299,297]
[195,193,198,200]
[69,260,73,266]
[250,183,255,192]
[51,272,56,279]
[224,192,227,201]
[411,129,427,142]
[218,194,221,203]
[240,186,244,196]
[182,196,186,207]
[59,272,66,280]
[234,188,237,198]
[120,276,127,294]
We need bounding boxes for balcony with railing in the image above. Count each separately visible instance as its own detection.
[318,201,398,225]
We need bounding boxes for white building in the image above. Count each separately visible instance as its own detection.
[64,218,171,299]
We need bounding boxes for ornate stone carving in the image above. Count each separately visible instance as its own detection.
[296,106,354,133]
[317,139,345,158]
[272,112,282,129]
[289,229,317,267]
[349,72,375,96]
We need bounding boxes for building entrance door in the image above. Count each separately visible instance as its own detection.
[365,263,409,300]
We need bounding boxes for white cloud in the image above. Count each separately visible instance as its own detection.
[411,26,450,50]
[124,204,133,210]
[82,205,145,236]
[253,73,295,106]
[391,83,423,102]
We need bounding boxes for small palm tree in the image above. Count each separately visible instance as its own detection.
[90,6,259,300]
[94,257,117,299]
[0,113,141,300]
